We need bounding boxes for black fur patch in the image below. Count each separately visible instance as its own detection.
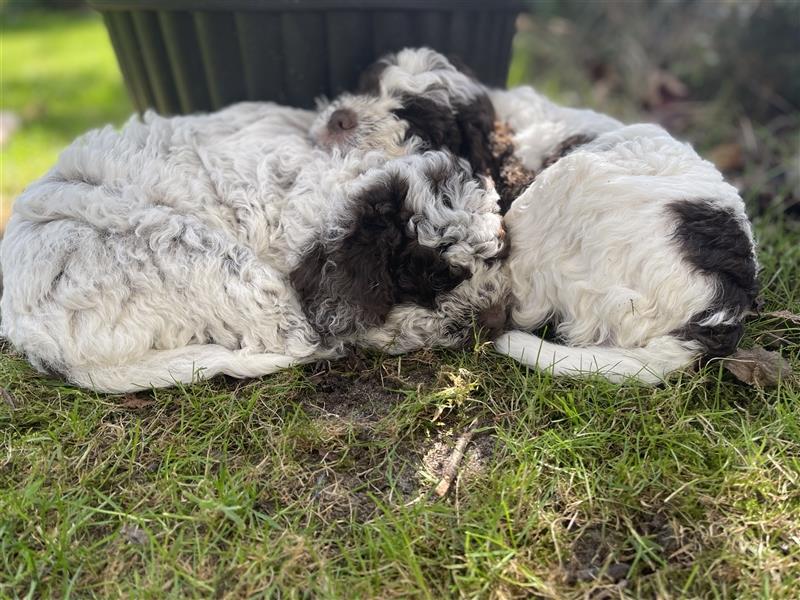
[670,200,760,358]
[455,94,498,178]
[395,95,461,154]
[445,54,479,79]
[541,134,596,170]
[393,239,469,309]
[290,175,469,338]
[357,56,395,96]
[393,93,497,182]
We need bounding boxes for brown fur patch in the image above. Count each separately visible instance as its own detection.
[488,121,536,214]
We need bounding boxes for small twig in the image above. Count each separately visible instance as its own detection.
[1,387,17,410]
[434,419,479,498]
[763,310,800,326]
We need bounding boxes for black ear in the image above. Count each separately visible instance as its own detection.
[453,93,497,178]
[357,54,396,95]
[290,176,409,338]
[445,53,480,79]
[394,94,462,152]
[393,240,470,309]
[394,92,498,182]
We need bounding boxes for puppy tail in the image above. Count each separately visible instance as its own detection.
[493,331,700,384]
[66,345,315,393]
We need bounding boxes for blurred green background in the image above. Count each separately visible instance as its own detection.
[1,7,131,228]
[1,1,798,229]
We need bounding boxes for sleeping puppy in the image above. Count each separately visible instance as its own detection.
[1,102,508,392]
[312,48,760,383]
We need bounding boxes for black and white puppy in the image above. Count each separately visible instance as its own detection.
[312,48,760,383]
[0,103,508,392]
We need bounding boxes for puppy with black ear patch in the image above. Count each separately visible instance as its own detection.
[325,47,760,384]
[290,170,468,339]
[0,97,508,392]
[292,150,510,354]
[312,49,504,203]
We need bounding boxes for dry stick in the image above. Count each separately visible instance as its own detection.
[1,387,17,409]
[434,419,479,498]
[763,310,800,326]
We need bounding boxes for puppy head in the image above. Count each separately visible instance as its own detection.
[290,150,506,340]
[311,48,497,176]
[310,94,411,156]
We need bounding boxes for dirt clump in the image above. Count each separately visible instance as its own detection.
[300,352,441,423]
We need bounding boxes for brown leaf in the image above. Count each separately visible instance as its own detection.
[1,387,17,409]
[120,523,148,545]
[119,395,155,410]
[723,347,793,387]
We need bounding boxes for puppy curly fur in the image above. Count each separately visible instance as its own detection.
[0,102,508,392]
[318,48,760,383]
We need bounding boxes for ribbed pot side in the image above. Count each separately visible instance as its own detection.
[88,0,521,114]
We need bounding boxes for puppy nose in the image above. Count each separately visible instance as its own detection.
[477,304,508,340]
[328,108,358,133]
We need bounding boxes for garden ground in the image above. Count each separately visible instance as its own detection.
[1,8,799,599]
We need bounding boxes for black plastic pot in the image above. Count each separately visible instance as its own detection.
[88,0,521,114]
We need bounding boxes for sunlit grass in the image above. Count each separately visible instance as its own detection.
[1,10,131,227]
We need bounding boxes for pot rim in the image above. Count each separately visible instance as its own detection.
[89,0,522,12]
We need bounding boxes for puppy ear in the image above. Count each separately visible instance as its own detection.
[445,53,480,79]
[393,240,470,309]
[357,54,396,95]
[453,93,497,178]
[395,92,498,181]
[395,94,462,152]
[409,52,497,178]
[290,175,409,337]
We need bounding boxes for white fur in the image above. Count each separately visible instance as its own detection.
[498,107,756,381]
[1,102,508,392]
[494,331,697,384]
[341,48,759,383]
[489,86,622,171]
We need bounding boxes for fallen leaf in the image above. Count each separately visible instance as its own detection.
[1,387,17,409]
[120,523,148,545]
[723,347,793,387]
[120,395,155,409]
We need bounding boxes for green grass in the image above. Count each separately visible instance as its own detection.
[2,317,799,597]
[0,9,131,226]
[1,9,800,599]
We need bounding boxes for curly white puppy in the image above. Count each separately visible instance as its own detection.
[316,48,760,383]
[1,102,508,392]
